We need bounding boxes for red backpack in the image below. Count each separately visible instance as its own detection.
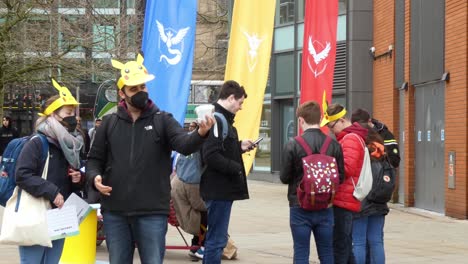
[294,136,339,210]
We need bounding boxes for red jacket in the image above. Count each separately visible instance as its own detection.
[333,122,368,212]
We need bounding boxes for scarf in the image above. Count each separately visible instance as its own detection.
[36,116,83,169]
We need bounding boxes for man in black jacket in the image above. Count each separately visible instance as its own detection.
[86,54,214,264]
[351,108,401,168]
[0,116,18,157]
[280,101,344,263]
[200,80,254,264]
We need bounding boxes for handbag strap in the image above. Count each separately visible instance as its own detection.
[41,153,50,180]
[16,150,50,210]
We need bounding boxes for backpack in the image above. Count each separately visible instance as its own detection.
[0,134,49,206]
[213,112,228,141]
[294,136,340,210]
[175,151,203,184]
[345,133,373,201]
[366,158,396,204]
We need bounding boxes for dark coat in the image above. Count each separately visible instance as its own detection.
[280,128,345,207]
[16,136,80,206]
[0,126,19,154]
[372,120,401,168]
[200,103,249,201]
[86,100,205,216]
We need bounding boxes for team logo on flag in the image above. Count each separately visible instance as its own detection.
[156,20,190,66]
[243,31,265,72]
[307,36,331,78]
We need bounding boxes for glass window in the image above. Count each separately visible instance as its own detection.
[337,15,346,41]
[127,24,137,48]
[297,0,305,21]
[93,24,115,51]
[127,0,135,8]
[59,16,85,52]
[24,17,51,52]
[274,26,294,52]
[94,0,119,8]
[253,101,271,171]
[339,0,347,15]
[275,53,294,95]
[281,101,295,144]
[297,52,302,96]
[276,0,295,25]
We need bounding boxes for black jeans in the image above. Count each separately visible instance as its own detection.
[333,206,356,264]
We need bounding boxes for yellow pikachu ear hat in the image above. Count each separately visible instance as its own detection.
[111,54,155,90]
[40,79,80,116]
[320,90,347,127]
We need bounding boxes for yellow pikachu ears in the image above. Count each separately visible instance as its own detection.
[320,90,347,127]
[40,78,80,116]
[111,54,155,89]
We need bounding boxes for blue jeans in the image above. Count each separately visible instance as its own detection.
[102,211,168,264]
[334,206,356,264]
[352,215,386,264]
[203,200,233,264]
[290,207,334,264]
[19,239,65,264]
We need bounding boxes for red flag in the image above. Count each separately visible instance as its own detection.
[300,0,339,126]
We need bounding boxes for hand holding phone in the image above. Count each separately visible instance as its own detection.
[249,137,264,150]
[252,137,264,145]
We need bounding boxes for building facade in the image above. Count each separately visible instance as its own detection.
[372,0,467,219]
[268,0,467,219]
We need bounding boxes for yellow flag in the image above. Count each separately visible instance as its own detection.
[224,0,276,174]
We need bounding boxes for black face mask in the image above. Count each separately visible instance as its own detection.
[59,116,77,132]
[128,91,149,110]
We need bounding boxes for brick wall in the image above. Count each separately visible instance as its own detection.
[373,0,416,206]
[445,0,468,219]
[373,0,467,219]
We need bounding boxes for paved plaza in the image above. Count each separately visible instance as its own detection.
[0,179,467,263]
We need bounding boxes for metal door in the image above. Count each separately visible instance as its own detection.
[414,82,445,213]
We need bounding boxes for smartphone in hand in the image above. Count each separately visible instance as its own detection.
[252,137,264,145]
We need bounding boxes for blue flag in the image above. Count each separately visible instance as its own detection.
[142,0,197,124]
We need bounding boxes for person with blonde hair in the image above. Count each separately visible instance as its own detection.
[15,79,84,263]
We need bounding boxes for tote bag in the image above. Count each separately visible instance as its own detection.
[0,152,52,247]
[346,134,373,201]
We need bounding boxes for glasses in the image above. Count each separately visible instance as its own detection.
[328,120,339,129]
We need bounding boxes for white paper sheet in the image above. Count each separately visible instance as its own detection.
[64,192,92,224]
[47,205,79,240]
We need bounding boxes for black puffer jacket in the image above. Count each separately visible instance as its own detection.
[16,136,80,206]
[280,128,345,207]
[200,103,249,201]
[86,100,205,216]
